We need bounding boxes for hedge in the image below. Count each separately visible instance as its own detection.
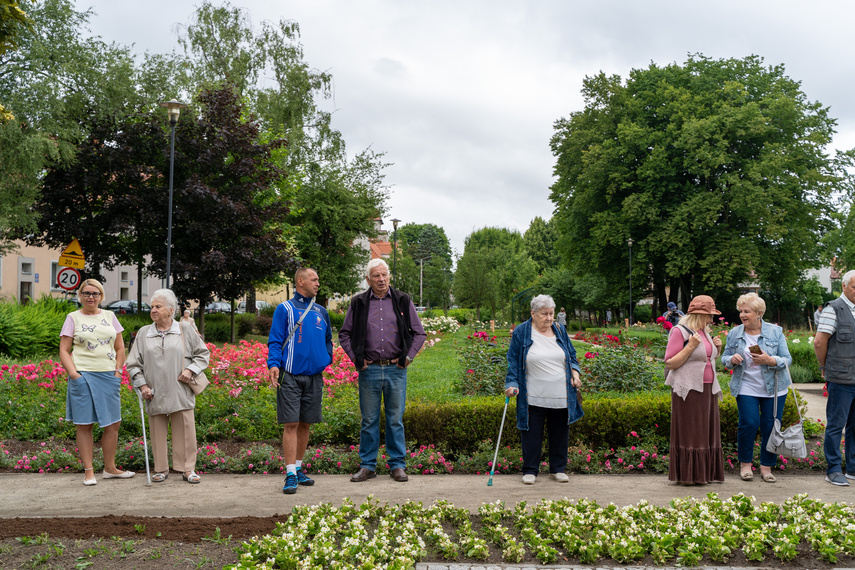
[401,386,803,455]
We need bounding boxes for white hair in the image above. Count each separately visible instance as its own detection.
[366,258,390,277]
[843,270,855,288]
[150,288,178,315]
[530,294,556,313]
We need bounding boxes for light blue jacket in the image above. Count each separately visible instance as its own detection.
[505,319,584,430]
[721,321,792,396]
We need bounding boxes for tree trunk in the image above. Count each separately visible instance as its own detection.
[246,285,257,315]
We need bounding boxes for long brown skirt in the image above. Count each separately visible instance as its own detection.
[669,383,724,484]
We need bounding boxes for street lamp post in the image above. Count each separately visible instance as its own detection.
[627,238,634,325]
[391,218,400,289]
[159,100,188,288]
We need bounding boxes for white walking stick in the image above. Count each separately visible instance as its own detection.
[487,396,511,486]
[135,388,152,486]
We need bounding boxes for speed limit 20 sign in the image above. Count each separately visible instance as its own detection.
[56,267,81,291]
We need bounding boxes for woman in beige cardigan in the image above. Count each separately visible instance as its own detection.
[664,295,724,485]
[126,289,210,483]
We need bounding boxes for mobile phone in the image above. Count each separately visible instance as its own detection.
[748,345,762,355]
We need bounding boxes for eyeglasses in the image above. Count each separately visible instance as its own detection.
[80,292,101,298]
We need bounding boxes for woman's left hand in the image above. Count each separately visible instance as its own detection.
[571,372,581,389]
[178,369,194,384]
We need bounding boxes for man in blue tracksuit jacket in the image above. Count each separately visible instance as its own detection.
[267,267,332,494]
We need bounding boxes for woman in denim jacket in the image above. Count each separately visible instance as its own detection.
[721,293,792,483]
[505,295,584,485]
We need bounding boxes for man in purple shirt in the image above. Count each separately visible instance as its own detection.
[339,258,426,482]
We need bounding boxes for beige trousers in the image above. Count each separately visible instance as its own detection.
[149,409,197,473]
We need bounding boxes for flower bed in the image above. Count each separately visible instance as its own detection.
[226,493,855,568]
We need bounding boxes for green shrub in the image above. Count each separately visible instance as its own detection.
[788,364,815,384]
[633,304,652,323]
[788,341,821,382]
[255,315,273,336]
[584,345,664,393]
[401,383,801,455]
[0,295,74,357]
[447,308,474,324]
[328,311,345,329]
[454,332,508,396]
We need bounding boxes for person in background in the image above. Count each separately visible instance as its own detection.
[721,293,791,483]
[180,309,201,336]
[557,307,567,327]
[339,259,426,483]
[59,279,134,485]
[814,269,855,486]
[127,289,210,484]
[505,295,584,485]
[662,302,685,327]
[267,268,332,495]
[664,295,724,485]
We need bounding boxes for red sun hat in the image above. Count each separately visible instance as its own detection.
[686,295,721,315]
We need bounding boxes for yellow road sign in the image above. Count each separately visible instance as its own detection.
[58,238,85,269]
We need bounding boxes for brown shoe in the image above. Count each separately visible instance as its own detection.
[390,467,408,482]
[350,467,376,482]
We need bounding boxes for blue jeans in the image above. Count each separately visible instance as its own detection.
[357,364,407,470]
[736,394,785,467]
[824,382,855,475]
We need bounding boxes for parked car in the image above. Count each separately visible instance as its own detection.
[102,299,151,315]
[236,300,273,314]
[204,301,233,314]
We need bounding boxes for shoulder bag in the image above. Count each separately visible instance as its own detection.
[766,363,807,459]
[180,323,209,396]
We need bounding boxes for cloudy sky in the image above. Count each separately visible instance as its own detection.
[74,0,855,257]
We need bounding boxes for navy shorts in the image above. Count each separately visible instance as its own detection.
[276,371,323,424]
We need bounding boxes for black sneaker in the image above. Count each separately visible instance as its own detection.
[282,473,298,494]
[296,468,315,486]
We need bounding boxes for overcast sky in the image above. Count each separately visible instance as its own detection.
[74,0,855,257]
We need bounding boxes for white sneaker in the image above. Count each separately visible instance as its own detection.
[522,474,536,485]
[550,472,570,483]
[846,473,855,480]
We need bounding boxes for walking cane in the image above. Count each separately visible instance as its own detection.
[487,396,511,486]
[135,388,152,486]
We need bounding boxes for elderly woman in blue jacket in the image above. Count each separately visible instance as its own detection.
[721,293,792,483]
[505,294,583,485]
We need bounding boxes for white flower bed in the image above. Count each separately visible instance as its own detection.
[420,316,460,333]
[227,493,855,568]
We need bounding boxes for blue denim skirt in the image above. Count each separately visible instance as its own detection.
[65,371,122,427]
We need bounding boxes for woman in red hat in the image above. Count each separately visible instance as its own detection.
[664,295,724,485]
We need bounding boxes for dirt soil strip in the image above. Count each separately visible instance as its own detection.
[0,515,285,541]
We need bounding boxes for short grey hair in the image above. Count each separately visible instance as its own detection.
[150,288,178,316]
[530,294,556,313]
[366,258,390,277]
[843,270,855,288]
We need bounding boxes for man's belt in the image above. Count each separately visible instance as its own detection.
[372,359,396,366]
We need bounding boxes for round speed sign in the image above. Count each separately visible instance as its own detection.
[57,267,81,291]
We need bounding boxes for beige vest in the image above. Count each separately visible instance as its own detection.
[665,326,722,401]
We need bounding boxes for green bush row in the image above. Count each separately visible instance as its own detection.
[0,296,74,358]
[403,384,802,455]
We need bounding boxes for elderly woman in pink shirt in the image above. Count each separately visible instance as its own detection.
[664,295,724,485]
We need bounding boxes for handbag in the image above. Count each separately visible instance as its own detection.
[180,323,209,396]
[766,363,807,459]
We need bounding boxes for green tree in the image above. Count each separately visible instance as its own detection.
[453,250,494,321]
[454,227,538,319]
[550,55,847,321]
[0,0,32,121]
[177,1,389,297]
[523,216,560,274]
[395,223,453,308]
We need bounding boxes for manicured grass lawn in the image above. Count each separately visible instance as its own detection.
[407,328,468,403]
